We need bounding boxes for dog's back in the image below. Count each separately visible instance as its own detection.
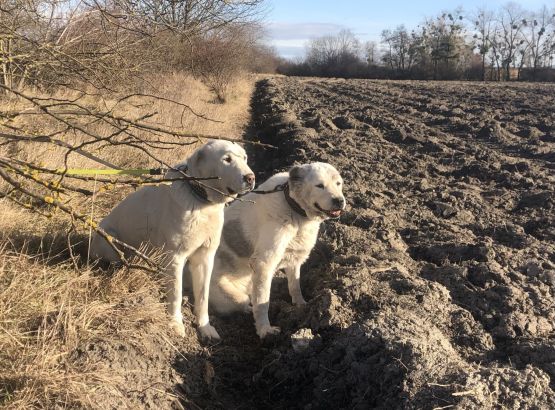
[89,185,168,261]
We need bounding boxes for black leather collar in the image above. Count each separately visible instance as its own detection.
[175,164,211,203]
[283,183,308,218]
[187,180,211,203]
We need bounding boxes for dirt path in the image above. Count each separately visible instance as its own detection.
[184,77,555,409]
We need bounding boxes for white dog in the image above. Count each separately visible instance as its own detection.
[210,162,345,338]
[90,140,255,340]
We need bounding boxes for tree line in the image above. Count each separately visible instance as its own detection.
[278,3,555,81]
[0,0,278,101]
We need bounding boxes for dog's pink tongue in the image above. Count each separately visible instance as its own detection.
[330,210,341,218]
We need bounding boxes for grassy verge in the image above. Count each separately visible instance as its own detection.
[0,73,255,408]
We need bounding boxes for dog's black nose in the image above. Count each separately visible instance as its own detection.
[243,173,255,185]
[332,197,345,208]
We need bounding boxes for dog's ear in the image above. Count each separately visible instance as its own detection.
[165,160,188,179]
[289,165,305,185]
[187,147,205,172]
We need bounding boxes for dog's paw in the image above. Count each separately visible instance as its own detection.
[169,319,186,337]
[198,323,221,341]
[257,325,281,339]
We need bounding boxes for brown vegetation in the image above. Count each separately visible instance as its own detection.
[0,0,274,265]
[0,0,273,406]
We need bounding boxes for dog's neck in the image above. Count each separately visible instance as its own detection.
[284,183,308,218]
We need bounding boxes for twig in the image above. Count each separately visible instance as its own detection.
[86,175,98,267]
[451,390,476,397]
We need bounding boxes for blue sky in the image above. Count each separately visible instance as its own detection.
[266,0,553,58]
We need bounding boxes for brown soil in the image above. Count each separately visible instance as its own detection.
[187,77,555,409]
[29,77,554,409]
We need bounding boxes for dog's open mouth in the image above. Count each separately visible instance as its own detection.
[315,203,342,218]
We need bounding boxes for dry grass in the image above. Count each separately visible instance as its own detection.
[0,72,255,408]
[0,251,168,408]
[2,72,253,170]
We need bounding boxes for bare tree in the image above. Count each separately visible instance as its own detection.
[104,0,265,36]
[521,5,555,79]
[471,7,496,81]
[306,29,362,77]
[192,23,259,102]
[364,40,378,65]
[497,2,527,80]
[381,25,417,72]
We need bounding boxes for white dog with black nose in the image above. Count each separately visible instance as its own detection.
[209,162,345,338]
[90,140,255,340]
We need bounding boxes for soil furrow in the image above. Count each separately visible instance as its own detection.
[183,77,555,410]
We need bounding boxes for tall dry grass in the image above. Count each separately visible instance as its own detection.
[1,71,253,174]
[1,251,168,408]
[0,72,255,408]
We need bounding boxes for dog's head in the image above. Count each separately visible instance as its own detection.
[186,140,254,202]
[288,162,345,219]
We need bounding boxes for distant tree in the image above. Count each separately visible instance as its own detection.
[306,29,362,77]
[497,2,527,80]
[364,40,378,64]
[521,6,555,79]
[471,7,496,80]
[381,25,418,73]
[248,44,282,73]
[279,2,555,82]
[420,10,470,80]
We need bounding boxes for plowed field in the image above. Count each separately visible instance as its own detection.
[202,77,555,409]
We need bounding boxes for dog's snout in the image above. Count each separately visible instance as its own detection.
[333,197,345,209]
[243,173,255,185]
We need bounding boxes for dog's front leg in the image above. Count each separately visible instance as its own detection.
[165,253,187,337]
[285,264,306,306]
[251,227,294,338]
[188,247,220,341]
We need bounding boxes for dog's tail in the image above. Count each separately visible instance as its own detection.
[210,274,251,315]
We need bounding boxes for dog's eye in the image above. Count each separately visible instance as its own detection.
[336,181,341,186]
[316,183,324,189]
[224,156,232,163]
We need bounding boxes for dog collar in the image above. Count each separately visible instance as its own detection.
[284,183,308,218]
[175,164,211,204]
[187,180,211,203]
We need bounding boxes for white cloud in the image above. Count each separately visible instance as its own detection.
[271,39,307,48]
[267,21,353,58]
[267,22,347,41]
